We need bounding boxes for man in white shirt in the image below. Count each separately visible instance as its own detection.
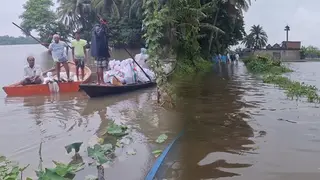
[20,56,43,85]
[48,34,71,82]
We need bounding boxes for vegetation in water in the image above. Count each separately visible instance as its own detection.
[263,75,320,103]
[243,55,292,74]
[0,121,134,180]
[155,134,168,144]
[244,55,320,103]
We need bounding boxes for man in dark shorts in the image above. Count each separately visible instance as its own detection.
[20,56,43,85]
[71,30,87,81]
[91,18,111,85]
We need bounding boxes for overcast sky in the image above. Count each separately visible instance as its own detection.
[1,0,319,47]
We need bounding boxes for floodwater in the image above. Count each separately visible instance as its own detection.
[1,45,320,180]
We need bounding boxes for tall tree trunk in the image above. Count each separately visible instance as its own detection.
[208,5,220,54]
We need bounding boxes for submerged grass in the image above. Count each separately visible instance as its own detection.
[244,55,320,103]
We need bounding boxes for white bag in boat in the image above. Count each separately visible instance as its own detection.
[123,63,136,84]
[136,68,155,82]
[45,72,60,93]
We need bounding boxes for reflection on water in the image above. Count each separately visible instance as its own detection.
[172,62,255,180]
[3,45,320,180]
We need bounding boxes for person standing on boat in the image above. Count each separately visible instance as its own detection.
[48,34,71,82]
[90,18,110,85]
[71,30,87,81]
[20,56,43,85]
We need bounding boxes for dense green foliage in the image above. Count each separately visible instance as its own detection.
[0,35,37,45]
[300,45,320,59]
[19,0,143,48]
[243,55,291,74]
[244,55,320,103]
[142,0,251,105]
[242,25,268,49]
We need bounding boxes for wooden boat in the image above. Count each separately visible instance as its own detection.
[3,61,92,96]
[79,82,156,98]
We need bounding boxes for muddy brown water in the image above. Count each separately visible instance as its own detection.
[1,45,320,180]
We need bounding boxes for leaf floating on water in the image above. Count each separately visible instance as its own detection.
[36,168,65,180]
[51,161,85,177]
[126,148,137,155]
[87,144,113,165]
[156,134,168,143]
[105,121,128,137]
[65,142,83,154]
[85,175,98,180]
[152,150,163,158]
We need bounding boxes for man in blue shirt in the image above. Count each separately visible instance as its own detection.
[91,18,111,85]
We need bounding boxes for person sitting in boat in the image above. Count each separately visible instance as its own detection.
[20,56,43,85]
[48,34,72,82]
[71,30,87,81]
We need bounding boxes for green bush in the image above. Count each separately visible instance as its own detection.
[244,55,291,74]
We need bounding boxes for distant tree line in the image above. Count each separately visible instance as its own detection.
[0,35,37,45]
[300,45,320,59]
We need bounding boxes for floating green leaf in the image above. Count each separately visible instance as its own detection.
[156,134,168,143]
[65,142,83,154]
[87,144,113,165]
[105,121,128,137]
[152,150,163,158]
[0,157,22,180]
[36,168,66,180]
[51,161,84,177]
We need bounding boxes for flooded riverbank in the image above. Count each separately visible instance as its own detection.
[1,45,320,179]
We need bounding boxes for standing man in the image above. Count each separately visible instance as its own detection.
[48,34,71,82]
[91,18,110,85]
[71,30,87,81]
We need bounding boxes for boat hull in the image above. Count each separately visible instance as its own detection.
[3,61,92,96]
[79,82,156,98]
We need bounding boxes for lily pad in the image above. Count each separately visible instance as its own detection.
[65,142,83,154]
[156,134,168,143]
[87,144,113,165]
[152,150,163,158]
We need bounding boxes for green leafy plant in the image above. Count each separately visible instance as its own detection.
[103,121,128,137]
[156,134,168,144]
[87,144,113,165]
[0,155,30,180]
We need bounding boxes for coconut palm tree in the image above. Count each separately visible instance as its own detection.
[249,25,268,49]
[56,0,93,30]
[241,33,254,48]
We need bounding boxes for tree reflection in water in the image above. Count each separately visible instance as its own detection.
[166,64,257,180]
